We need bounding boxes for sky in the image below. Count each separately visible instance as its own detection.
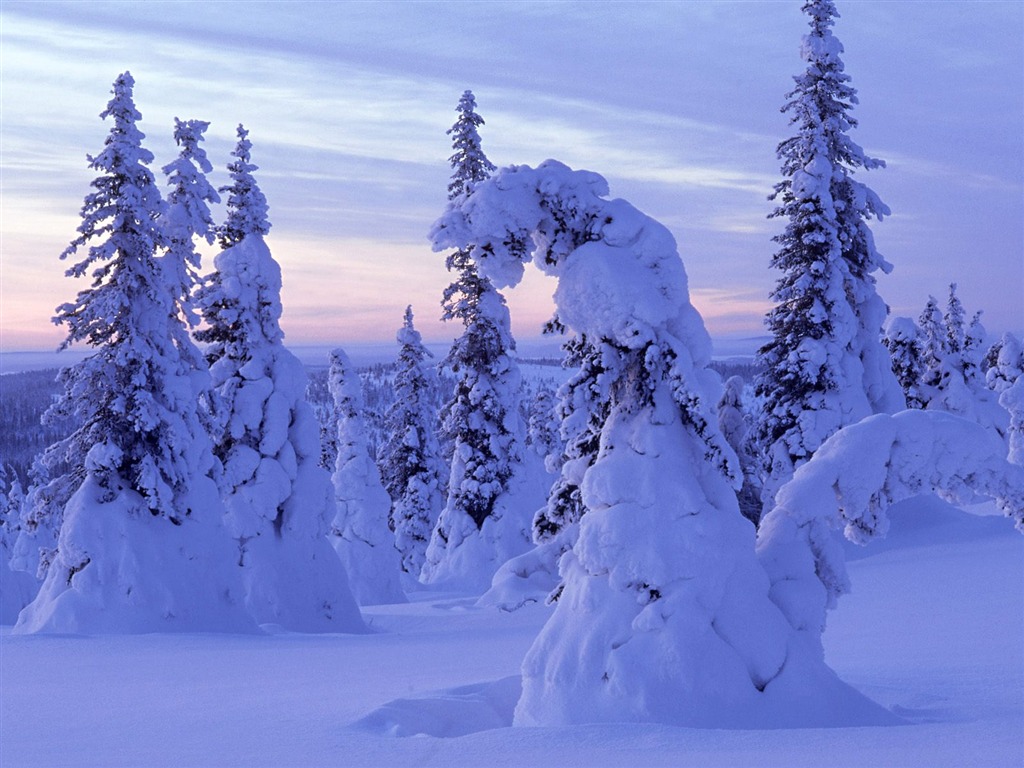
[1,0,1021,357]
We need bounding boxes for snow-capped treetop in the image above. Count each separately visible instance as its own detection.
[218,124,271,249]
[161,117,220,328]
[446,90,496,201]
[430,159,735,479]
[60,71,164,289]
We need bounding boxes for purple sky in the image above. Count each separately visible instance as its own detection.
[1,1,1021,356]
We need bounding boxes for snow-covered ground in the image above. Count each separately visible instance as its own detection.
[2,496,1020,767]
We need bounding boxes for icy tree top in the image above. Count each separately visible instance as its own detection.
[162,118,220,245]
[219,124,271,248]
[446,90,496,201]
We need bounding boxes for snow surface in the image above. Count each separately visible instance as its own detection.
[2,498,1021,766]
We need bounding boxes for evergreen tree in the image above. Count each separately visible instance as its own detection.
[15,73,252,633]
[751,0,902,511]
[329,348,406,604]
[377,307,446,576]
[883,316,925,409]
[913,289,1005,433]
[532,335,608,543]
[161,118,219,328]
[422,91,529,587]
[526,382,561,467]
[717,376,763,526]
[195,131,362,631]
[217,124,270,249]
[431,159,882,728]
[986,332,1024,394]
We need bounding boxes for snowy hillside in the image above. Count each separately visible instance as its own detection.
[1,497,1020,766]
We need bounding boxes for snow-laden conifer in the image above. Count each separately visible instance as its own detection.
[15,73,253,634]
[432,158,889,728]
[195,132,363,631]
[526,382,561,467]
[884,316,926,408]
[717,376,763,526]
[217,124,270,249]
[421,91,535,589]
[751,0,903,512]
[913,287,1006,434]
[0,467,36,623]
[377,307,446,576]
[986,333,1023,394]
[329,348,406,604]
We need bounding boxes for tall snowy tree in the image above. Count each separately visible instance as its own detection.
[377,307,446,576]
[751,0,903,512]
[15,73,253,634]
[161,118,219,327]
[329,348,406,604]
[432,159,890,728]
[195,129,363,632]
[0,466,37,624]
[422,91,534,589]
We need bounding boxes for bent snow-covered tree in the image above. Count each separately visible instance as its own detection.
[757,409,1024,647]
[196,129,362,632]
[329,348,406,605]
[751,0,903,513]
[377,307,446,576]
[422,90,533,589]
[431,159,893,728]
[16,73,253,634]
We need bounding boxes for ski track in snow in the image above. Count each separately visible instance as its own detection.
[1,499,1021,767]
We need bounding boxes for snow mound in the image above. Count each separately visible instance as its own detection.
[351,676,520,737]
[15,471,254,634]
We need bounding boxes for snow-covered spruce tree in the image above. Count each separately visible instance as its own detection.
[532,335,608,544]
[195,128,363,632]
[526,381,562,467]
[913,287,1006,434]
[883,316,926,408]
[161,118,219,327]
[432,159,892,728]
[717,376,763,526]
[751,0,903,513]
[9,453,75,582]
[16,73,253,634]
[377,307,446,576]
[986,332,1023,394]
[0,466,37,623]
[421,90,537,589]
[329,348,406,604]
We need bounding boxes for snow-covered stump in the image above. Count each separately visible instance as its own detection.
[329,349,406,606]
[431,159,892,728]
[757,409,1024,648]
